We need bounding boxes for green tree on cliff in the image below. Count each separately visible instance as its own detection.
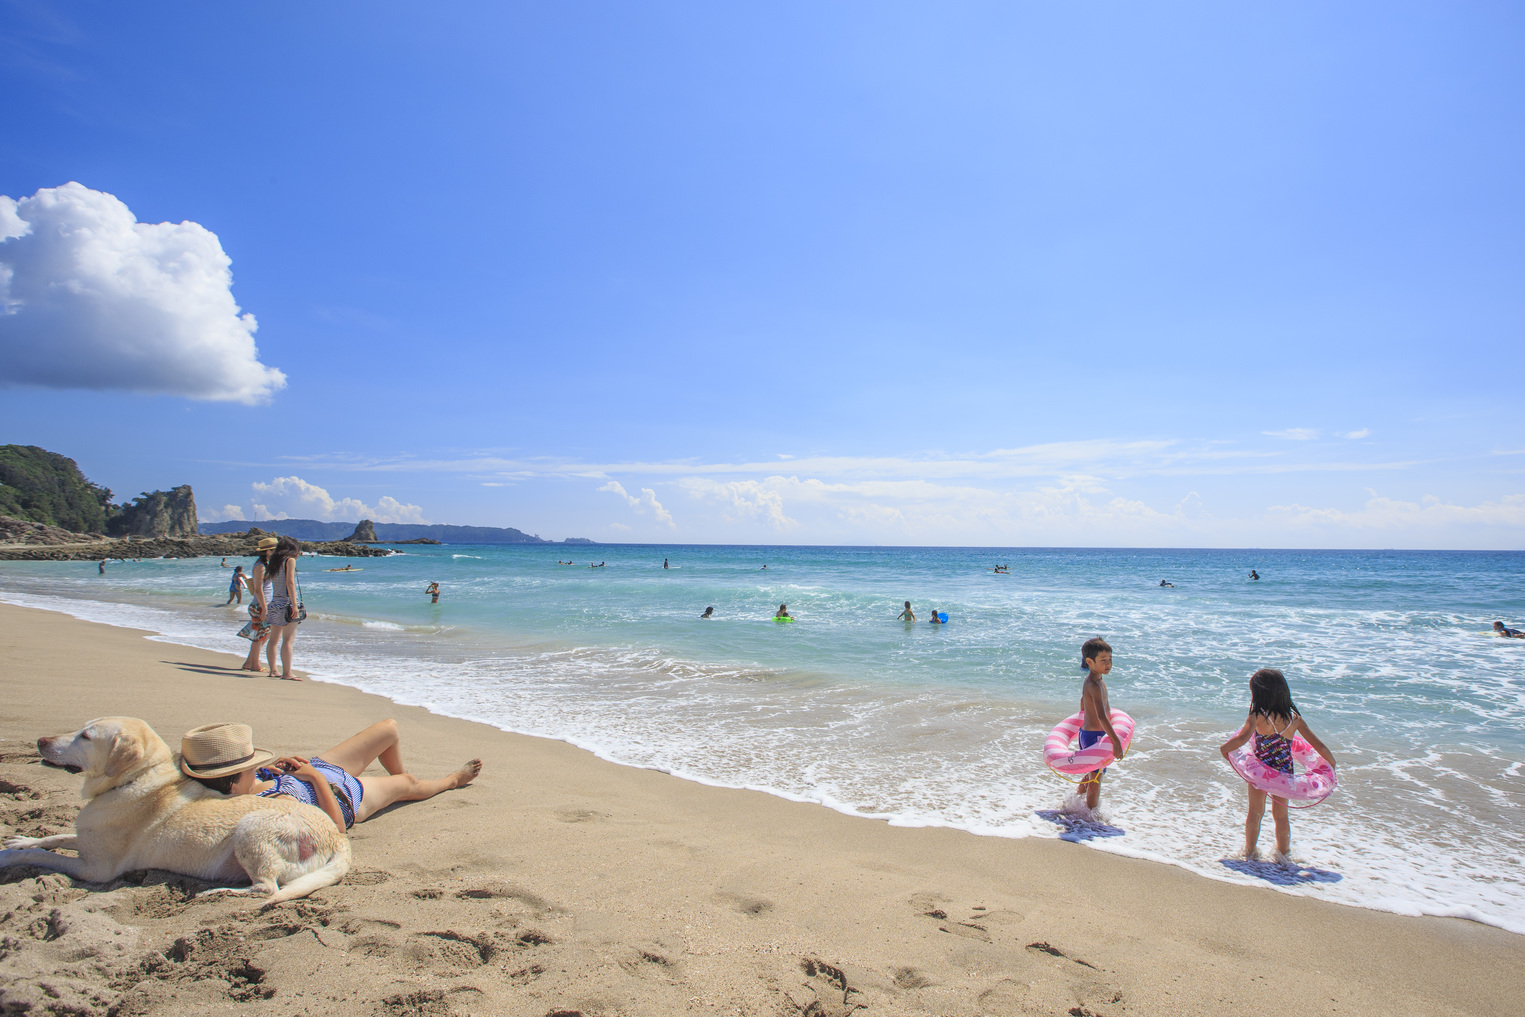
[0,445,116,533]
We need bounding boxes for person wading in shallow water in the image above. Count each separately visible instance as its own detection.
[425,582,440,603]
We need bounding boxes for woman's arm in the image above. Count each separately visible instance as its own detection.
[1220,714,1255,759]
[251,562,267,618]
[1294,717,1337,768]
[284,557,298,603]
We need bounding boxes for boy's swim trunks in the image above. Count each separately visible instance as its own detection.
[1078,728,1108,775]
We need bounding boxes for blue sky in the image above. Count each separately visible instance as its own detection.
[1,2,1521,547]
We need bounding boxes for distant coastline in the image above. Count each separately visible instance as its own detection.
[198,518,593,545]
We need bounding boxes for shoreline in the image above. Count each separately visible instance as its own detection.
[0,600,1521,1016]
[2,579,1521,938]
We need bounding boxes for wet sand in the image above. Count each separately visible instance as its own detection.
[0,601,1519,1016]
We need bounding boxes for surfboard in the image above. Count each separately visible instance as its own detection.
[324,567,364,572]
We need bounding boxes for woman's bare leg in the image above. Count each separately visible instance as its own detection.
[242,633,267,672]
[277,625,298,679]
[352,760,482,823]
[319,719,406,777]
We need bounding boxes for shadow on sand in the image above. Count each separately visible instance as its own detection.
[1220,857,1342,885]
[1035,809,1126,842]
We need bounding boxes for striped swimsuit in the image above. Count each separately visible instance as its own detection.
[257,758,364,828]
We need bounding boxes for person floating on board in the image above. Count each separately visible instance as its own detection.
[898,600,916,622]
[1494,621,1525,638]
[1159,580,1174,588]
[425,582,440,604]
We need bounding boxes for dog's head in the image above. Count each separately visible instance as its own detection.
[38,718,173,799]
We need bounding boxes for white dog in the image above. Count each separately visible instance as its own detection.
[0,717,349,903]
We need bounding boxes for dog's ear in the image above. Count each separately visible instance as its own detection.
[105,728,144,778]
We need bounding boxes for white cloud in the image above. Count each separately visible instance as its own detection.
[1268,493,1525,532]
[1263,428,1319,441]
[1343,428,1371,440]
[681,478,797,530]
[222,475,427,523]
[200,504,248,523]
[598,480,675,528]
[0,182,285,403]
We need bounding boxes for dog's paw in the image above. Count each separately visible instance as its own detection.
[3,837,44,849]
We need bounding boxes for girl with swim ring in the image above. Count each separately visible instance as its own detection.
[1219,668,1337,861]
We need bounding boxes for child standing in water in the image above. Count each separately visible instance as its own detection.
[1219,668,1337,860]
[1077,636,1125,812]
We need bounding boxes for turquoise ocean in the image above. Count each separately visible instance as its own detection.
[2,544,1521,932]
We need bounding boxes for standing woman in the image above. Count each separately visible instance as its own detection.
[241,536,279,673]
[264,535,304,680]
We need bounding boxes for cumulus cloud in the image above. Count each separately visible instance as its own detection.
[682,478,797,530]
[199,476,426,523]
[0,182,285,403]
[1263,428,1318,441]
[599,480,675,528]
[1342,428,1371,440]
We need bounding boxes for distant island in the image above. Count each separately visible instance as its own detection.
[198,518,591,544]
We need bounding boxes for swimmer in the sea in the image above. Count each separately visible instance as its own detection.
[701,606,714,619]
[663,558,669,569]
[898,600,916,622]
[775,603,791,619]
[425,581,440,604]
[928,609,944,625]
[1159,580,1174,588]
[1248,570,1260,581]
[1494,621,1525,638]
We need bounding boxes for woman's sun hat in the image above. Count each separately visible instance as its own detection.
[179,723,276,779]
[256,536,279,551]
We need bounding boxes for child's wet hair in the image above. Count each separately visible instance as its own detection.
[1249,667,1299,720]
[1081,636,1112,671]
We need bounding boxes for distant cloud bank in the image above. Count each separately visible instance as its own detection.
[204,475,426,524]
[0,182,285,404]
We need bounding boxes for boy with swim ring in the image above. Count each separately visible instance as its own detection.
[1219,668,1337,861]
[1076,637,1125,812]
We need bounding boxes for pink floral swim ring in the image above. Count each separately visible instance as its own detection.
[1225,734,1336,808]
[1043,710,1135,777]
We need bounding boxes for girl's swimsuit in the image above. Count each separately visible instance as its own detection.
[1252,715,1297,774]
[256,758,364,828]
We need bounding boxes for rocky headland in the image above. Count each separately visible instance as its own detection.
[0,519,396,561]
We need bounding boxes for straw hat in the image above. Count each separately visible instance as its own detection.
[256,536,279,551]
[179,723,276,779]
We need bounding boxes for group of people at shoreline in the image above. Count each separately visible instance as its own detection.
[1072,635,1336,860]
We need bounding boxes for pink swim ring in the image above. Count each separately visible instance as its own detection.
[1225,734,1336,808]
[1043,710,1135,776]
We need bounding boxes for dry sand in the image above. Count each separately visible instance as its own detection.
[0,601,1519,1016]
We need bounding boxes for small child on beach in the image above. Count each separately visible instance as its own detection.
[1219,668,1337,861]
[1076,636,1125,812]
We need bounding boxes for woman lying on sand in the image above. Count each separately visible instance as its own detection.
[181,720,481,832]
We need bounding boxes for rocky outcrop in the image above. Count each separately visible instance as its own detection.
[111,486,198,538]
[344,519,378,542]
[0,515,113,546]
[0,524,400,561]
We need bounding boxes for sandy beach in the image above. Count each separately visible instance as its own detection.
[1,601,1519,1017]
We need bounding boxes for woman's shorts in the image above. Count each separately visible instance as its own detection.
[267,596,292,627]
